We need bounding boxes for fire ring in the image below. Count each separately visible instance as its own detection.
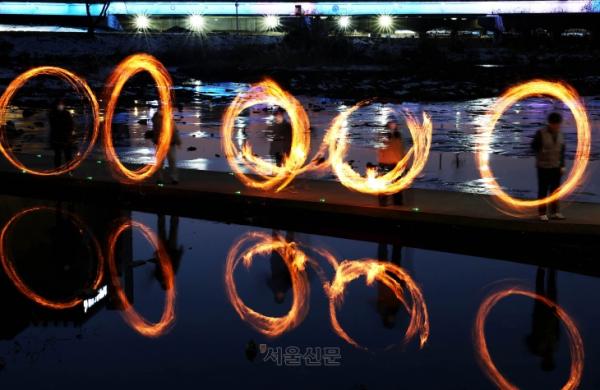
[0,67,100,175]
[474,288,584,390]
[103,53,174,182]
[107,219,176,338]
[0,206,104,310]
[476,80,591,214]
[221,79,311,192]
[224,231,310,337]
[327,259,429,350]
[326,101,433,195]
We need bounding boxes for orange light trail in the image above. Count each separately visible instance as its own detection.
[0,67,100,175]
[221,79,321,192]
[476,80,591,216]
[224,231,310,337]
[107,219,176,338]
[326,259,429,350]
[103,53,174,183]
[474,287,584,390]
[326,101,433,195]
[0,207,104,310]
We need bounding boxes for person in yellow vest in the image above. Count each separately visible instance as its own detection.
[531,112,566,221]
[377,120,405,207]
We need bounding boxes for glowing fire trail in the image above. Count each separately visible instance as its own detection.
[107,219,176,338]
[474,287,584,390]
[0,67,100,175]
[103,53,174,183]
[224,231,310,337]
[476,80,591,216]
[222,79,329,192]
[0,207,104,310]
[326,259,429,350]
[326,101,433,195]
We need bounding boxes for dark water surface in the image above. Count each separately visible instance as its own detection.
[0,194,598,389]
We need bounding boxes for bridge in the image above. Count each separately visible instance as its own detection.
[0,1,599,16]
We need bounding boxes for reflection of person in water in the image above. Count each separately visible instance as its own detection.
[376,242,403,329]
[526,267,560,371]
[266,231,294,304]
[154,214,184,290]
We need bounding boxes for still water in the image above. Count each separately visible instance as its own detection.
[0,195,598,389]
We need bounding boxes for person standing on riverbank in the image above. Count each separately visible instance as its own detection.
[48,98,74,168]
[152,109,181,185]
[378,120,405,207]
[269,108,292,166]
[531,112,566,221]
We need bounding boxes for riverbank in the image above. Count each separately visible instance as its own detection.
[1,32,600,101]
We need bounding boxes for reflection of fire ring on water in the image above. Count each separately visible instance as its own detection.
[474,287,584,390]
[476,80,591,216]
[224,232,310,337]
[222,79,312,192]
[0,67,100,175]
[107,219,176,338]
[327,259,429,350]
[326,101,433,195]
[103,53,174,183]
[0,207,104,309]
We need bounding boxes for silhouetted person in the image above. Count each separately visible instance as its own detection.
[378,120,405,207]
[531,113,565,221]
[268,108,292,166]
[266,231,293,304]
[376,242,403,329]
[48,98,74,168]
[526,267,559,372]
[152,109,181,185]
[154,214,184,290]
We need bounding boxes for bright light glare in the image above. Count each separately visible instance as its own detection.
[338,16,351,29]
[188,14,205,31]
[263,15,280,30]
[378,15,393,30]
[134,14,150,30]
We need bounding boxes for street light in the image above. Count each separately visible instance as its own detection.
[338,16,351,30]
[377,15,394,31]
[263,15,280,30]
[188,14,205,31]
[134,14,150,30]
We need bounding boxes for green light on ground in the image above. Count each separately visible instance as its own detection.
[319,198,326,203]
[97,160,102,164]
[412,207,420,212]
[158,183,164,187]
[21,170,26,174]
[86,176,93,180]
[36,154,42,158]
[235,190,241,195]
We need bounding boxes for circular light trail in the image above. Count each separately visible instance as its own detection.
[103,53,174,183]
[0,206,104,310]
[327,101,433,195]
[474,287,584,390]
[327,259,429,350]
[224,231,310,337]
[222,79,314,192]
[107,219,176,338]
[476,80,591,215]
[0,66,100,175]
